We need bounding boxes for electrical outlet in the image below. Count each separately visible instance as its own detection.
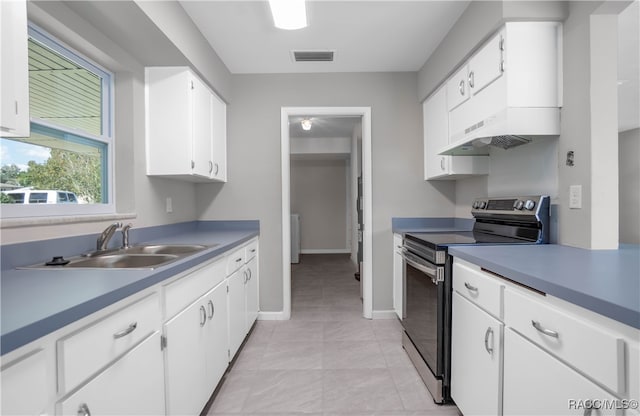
[569,185,582,209]
[166,197,173,213]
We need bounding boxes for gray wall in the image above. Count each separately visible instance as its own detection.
[196,72,456,313]
[619,128,640,244]
[291,159,348,251]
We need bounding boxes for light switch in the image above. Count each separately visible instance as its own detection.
[166,197,173,213]
[569,185,582,209]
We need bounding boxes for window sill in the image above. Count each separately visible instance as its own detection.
[0,213,137,229]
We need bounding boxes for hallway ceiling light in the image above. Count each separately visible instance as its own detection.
[268,0,307,30]
[301,118,312,130]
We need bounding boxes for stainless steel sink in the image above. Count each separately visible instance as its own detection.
[19,243,214,270]
[124,244,213,255]
[65,254,179,269]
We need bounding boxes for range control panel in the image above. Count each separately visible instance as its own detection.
[471,195,549,216]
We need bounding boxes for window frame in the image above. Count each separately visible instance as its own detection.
[1,22,116,219]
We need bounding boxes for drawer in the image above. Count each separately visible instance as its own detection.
[165,257,226,319]
[504,288,625,394]
[57,293,160,393]
[245,238,258,262]
[226,246,245,275]
[453,259,503,319]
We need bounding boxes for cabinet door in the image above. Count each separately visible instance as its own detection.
[1,348,50,416]
[468,31,504,96]
[423,87,450,180]
[57,332,165,416]
[164,296,209,416]
[451,292,503,416]
[204,282,229,395]
[191,75,213,178]
[227,268,246,359]
[0,0,30,137]
[392,233,404,319]
[210,92,227,182]
[245,257,259,329]
[446,64,469,111]
[503,328,622,416]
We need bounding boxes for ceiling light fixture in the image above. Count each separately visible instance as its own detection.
[301,119,312,131]
[268,0,307,30]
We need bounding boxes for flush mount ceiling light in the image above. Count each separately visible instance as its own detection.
[301,119,312,130]
[268,0,307,30]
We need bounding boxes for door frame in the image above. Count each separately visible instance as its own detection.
[281,106,373,319]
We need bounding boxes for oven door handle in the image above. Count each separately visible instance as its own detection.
[400,248,440,284]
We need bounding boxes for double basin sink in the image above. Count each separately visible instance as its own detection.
[25,244,216,270]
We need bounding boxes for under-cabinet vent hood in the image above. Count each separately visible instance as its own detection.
[438,107,561,156]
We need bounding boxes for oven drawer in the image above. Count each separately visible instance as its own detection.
[504,287,625,394]
[453,259,503,320]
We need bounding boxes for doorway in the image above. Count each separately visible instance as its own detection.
[281,107,372,319]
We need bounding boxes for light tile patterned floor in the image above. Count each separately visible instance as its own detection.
[207,254,460,416]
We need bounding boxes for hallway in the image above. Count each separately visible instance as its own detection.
[207,254,460,415]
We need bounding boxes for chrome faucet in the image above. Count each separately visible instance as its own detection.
[96,222,122,251]
[121,223,132,249]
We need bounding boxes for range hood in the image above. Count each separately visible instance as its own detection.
[438,107,561,156]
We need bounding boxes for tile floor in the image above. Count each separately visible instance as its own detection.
[207,254,461,416]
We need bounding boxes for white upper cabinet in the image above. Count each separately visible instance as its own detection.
[468,31,504,97]
[0,0,30,138]
[446,65,470,112]
[145,67,227,182]
[424,86,488,180]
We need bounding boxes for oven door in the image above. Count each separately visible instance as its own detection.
[400,248,445,377]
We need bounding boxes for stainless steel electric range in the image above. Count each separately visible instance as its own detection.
[399,195,550,404]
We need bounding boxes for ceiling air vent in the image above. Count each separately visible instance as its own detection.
[292,50,334,62]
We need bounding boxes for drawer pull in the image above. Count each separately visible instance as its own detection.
[531,320,559,338]
[113,322,137,339]
[235,257,242,263]
[250,248,256,253]
[199,305,206,327]
[484,327,494,354]
[207,300,214,319]
[77,403,91,416]
[464,282,478,292]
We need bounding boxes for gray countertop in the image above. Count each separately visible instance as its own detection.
[1,224,259,355]
[448,244,640,329]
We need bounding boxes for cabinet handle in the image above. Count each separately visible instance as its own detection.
[499,36,505,51]
[247,268,252,281]
[440,157,445,171]
[500,60,505,73]
[214,163,219,175]
[531,320,559,338]
[236,257,242,263]
[191,160,195,169]
[250,248,256,253]
[484,327,494,354]
[468,71,475,88]
[209,161,213,174]
[464,282,478,293]
[208,300,214,319]
[243,270,249,284]
[199,305,206,327]
[458,79,465,96]
[113,322,137,339]
[15,100,19,116]
[77,403,91,416]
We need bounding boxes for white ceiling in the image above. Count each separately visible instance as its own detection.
[289,115,360,138]
[180,0,469,74]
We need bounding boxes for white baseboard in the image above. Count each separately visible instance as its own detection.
[300,248,351,254]
[371,310,398,320]
[258,311,288,320]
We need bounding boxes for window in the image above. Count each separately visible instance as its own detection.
[1,23,114,217]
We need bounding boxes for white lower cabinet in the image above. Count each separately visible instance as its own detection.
[504,328,622,416]
[392,233,403,320]
[245,256,259,330]
[57,332,165,416]
[227,267,246,359]
[1,348,50,415]
[164,281,227,416]
[451,292,503,416]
